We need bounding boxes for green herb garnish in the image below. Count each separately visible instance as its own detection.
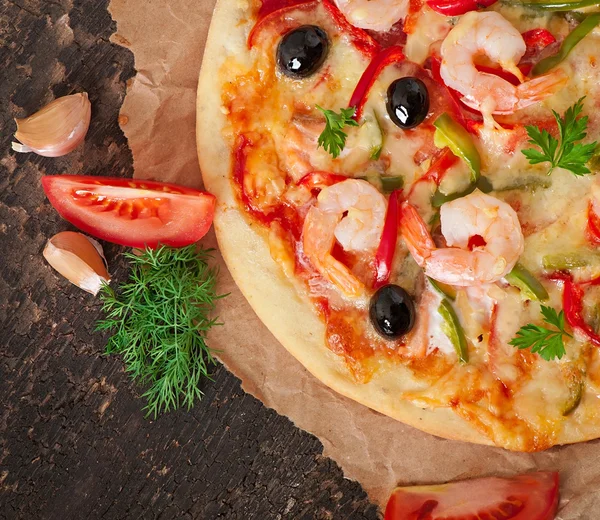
[97,245,224,418]
[509,305,571,361]
[316,105,359,159]
[522,97,598,176]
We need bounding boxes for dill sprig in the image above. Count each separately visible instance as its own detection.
[96,245,224,418]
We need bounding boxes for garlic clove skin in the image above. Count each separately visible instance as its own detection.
[13,93,91,158]
[43,231,111,296]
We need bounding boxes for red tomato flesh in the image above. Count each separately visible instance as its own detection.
[41,175,216,249]
[385,471,559,520]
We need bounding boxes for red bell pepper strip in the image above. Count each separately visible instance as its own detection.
[421,147,459,184]
[587,203,600,245]
[563,278,600,347]
[257,0,307,18]
[248,0,380,57]
[348,46,406,121]
[408,147,460,200]
[298,171,347,190]
[407,148,459,199]
[256,0,307,18]
[533,13,600,76]
[374,190,401,288]
[426,0,497,16]
[428,55,473,129]
[519,29,557,76]
[522,28,557,50]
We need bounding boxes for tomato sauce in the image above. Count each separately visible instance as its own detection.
[249,0,380,56]
[219,0,579,449]
[233,129,424,379]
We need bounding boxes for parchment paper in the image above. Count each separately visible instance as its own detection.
[108,1,600,515]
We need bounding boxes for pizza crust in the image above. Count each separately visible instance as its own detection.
[197,0,490,447]
[196,0,600,449]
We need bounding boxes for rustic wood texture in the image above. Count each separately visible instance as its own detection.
[0,1,380,518]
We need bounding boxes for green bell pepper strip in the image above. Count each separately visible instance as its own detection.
[520,0,600,11]
[494,176,552,192]
[533,13,600,76]
[428,277,457,301]
[562,378,584,416]
[379,176,404,192]
[370,111,384,160]
[431,176,493,208]
[542,251,600,270]
[433,113,481,182]
[505,262,549,301]
[360,175,404,193]
[438,299,469,363]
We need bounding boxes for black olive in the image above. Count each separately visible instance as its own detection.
[386,77,430,129]
[277,25,329,78]
[369,285,416,339]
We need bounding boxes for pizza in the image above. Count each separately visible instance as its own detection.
[197,0,600,451]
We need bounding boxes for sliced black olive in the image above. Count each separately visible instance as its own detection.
[369,284,416,339]
[386,77,430,129]
[277,25,329,78]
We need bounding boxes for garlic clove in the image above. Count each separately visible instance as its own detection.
[13,93,91,158]
[43,231,111,296]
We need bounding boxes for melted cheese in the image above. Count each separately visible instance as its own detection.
[222,2,600,449]
[404,6,451,64]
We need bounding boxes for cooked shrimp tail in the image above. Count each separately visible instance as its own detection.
[400,191,524,286]
[304,207,364,296]
[399,202,436,266]
[441,11,567,116]
[303,179,387,297]
[514,70,569,111]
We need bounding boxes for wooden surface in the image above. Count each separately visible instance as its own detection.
[0,1,380,518]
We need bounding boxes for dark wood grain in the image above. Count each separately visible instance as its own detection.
[0,1,381,518]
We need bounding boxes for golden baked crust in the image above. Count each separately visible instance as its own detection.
[197,0,600,450]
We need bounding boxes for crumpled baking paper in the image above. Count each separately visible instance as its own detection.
[108,0,600,514]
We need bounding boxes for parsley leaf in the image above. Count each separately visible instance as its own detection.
[509,305,572,361]
[522,97,598,176]
[316,105,359,159]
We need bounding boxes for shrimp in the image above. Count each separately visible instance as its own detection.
[440,11,568,117]
[400,191,524,286]
[334,0,408,32]
[278,111,376,181]
[303,179,387,296]
[279,115,324,183]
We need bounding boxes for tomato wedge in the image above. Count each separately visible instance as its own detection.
[385,471,559,520]
[41,175,216,249]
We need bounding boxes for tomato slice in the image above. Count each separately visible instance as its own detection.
[385,471,559,520]
[41,175,216,249]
